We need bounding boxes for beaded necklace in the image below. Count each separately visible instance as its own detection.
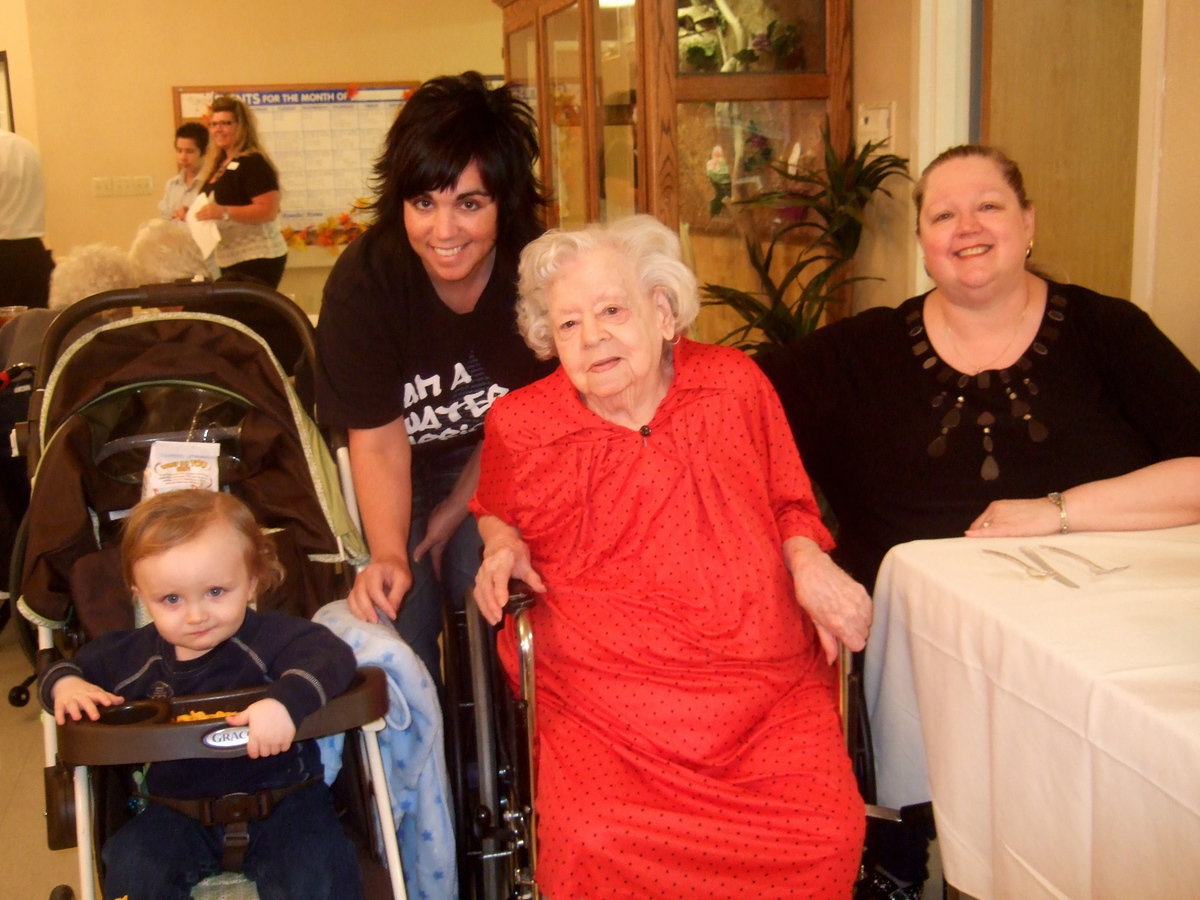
[909,292,1067,481]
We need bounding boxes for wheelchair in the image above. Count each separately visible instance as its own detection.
[447,581,911,900]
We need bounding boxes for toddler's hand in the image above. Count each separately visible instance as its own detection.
[52,676,124,725]
[227,698,296,759]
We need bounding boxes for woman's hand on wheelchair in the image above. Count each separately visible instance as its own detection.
[784,536,872,664]
[475,542,545,625]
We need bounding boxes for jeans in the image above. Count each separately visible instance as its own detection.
[102,781,361,900]
[395,444,482,687]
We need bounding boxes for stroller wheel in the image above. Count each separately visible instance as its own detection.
[8,674,33,707]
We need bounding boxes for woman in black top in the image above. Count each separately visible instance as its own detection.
[760,144,1200,897]
[314,72,552,682]
[195,95,288,287]
[762,144,1200,591]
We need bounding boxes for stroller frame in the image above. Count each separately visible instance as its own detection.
[8,283,409,898]
[53,667,406,900]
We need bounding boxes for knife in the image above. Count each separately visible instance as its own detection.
[1019,546,1080,588]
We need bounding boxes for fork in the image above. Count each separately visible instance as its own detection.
[1037,545,1130,575]
[982,549,1053,579]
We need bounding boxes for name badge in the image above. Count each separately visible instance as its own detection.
[226,161,240,171]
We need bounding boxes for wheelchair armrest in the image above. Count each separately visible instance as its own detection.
[56,666,387,766]
[505,579,537,617]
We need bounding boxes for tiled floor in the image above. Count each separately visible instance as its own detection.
[0,624,85,899]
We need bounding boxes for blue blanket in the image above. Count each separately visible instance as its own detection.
[314,601,456,900]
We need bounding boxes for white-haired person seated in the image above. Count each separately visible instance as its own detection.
[129,218,216,284]
[0,242,134,367]
[470,214,869,898]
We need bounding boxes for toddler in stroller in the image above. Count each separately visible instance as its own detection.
[9,284,429,899]
[42,490,362,899]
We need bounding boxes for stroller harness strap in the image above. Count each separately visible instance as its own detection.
[138,775,320,872]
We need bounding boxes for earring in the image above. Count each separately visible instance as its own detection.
[1026,241,1034,259]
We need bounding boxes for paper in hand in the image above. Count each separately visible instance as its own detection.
[186,193,222,259]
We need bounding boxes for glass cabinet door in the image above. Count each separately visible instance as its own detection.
[507,25,539,121]
[676,0,826,75]
[594,0,638,221]
[546,3,586,228]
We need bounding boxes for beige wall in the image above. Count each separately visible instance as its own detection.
[7,0,1196,361]
[14,0,503,312]
[851,0,919,313]
[0,1,39,142]
[986,0,1141,298]
[1149,1,1200,365]
[852,0,1198,366]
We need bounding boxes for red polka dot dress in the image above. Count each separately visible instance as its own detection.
[471,339,864,898]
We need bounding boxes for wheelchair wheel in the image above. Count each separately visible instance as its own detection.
[443,594,536,899]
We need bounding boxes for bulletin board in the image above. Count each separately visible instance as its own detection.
[173,82,418,254]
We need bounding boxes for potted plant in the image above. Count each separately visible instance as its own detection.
[701,124,910,356]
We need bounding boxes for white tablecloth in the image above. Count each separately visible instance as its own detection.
[866,526,1200,899]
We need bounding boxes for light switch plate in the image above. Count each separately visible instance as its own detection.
[857,103,894,148]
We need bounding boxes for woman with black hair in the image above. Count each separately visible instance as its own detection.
[314,72,552,682]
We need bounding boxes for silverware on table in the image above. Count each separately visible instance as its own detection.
[1019,546,1081,588]
[982,549,1054,580]
[1037,544,1130,575]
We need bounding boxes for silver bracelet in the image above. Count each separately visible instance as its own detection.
[1047,491,1070,534]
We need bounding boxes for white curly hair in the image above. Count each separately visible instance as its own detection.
[48,243,135,311]
[129,219,210,284]
[516,214,700,360]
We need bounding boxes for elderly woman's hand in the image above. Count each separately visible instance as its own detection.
[783,537,872,664]
[475,515,546,625]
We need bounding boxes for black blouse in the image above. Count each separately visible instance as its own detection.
[759,281,1200,589]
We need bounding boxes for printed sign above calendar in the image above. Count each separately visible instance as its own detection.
[174,83,417,256]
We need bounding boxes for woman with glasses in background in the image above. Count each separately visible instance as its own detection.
[194,95,288,288]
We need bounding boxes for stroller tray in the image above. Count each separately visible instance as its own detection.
[57,666,386,766]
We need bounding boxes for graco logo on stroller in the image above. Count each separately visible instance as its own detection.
[202,725,250,749]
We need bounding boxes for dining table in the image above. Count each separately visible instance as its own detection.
[864,525,1200,899]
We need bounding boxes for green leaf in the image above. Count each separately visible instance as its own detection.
[701,117,911,352]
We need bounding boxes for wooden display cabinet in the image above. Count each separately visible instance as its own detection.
[495,0,851,340]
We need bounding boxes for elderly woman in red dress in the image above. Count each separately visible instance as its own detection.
[471,214,870,898]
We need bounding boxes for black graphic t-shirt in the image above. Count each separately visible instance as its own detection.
[315,227,551,466]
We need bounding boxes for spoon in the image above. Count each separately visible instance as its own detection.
[982,549,1052,579]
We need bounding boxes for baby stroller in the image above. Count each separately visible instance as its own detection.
[2,362,35,651]
[8,282,411,899]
